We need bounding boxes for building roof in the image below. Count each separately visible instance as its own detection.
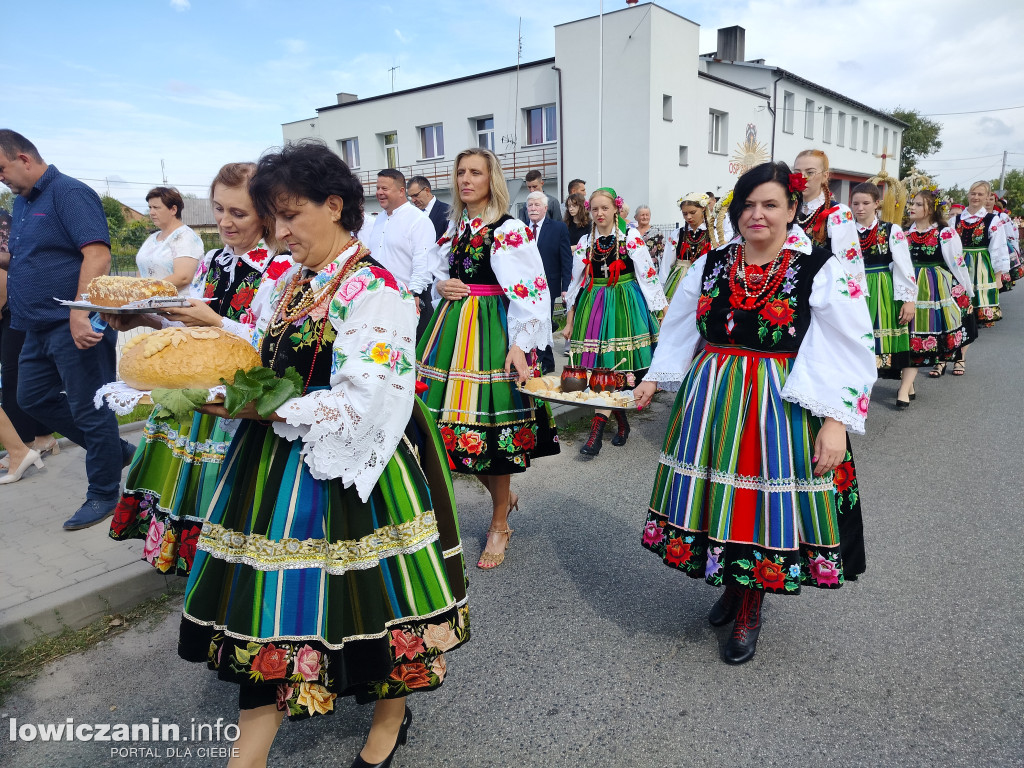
[314,58,557,114]
[181,197,216,228]
[701,58,908,127]
[697,71,769,100]
[555,2,698,29]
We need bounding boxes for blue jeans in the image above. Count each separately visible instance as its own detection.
[18,322,128,503]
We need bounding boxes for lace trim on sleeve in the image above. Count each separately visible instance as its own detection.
[780,389,865,434]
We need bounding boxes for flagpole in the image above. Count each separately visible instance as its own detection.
[598,0,603,186]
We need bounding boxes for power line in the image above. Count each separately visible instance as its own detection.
[920,104,1024,117]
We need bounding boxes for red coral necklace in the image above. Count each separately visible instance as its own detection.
[728,244,790,310]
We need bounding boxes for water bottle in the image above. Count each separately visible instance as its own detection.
[88,311,108,333]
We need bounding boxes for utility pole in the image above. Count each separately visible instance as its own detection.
[160,159,167,184]
[598,0,603,186]
[997,149,1008,193]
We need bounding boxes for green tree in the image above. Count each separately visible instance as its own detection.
[889,107,942,178]
[0,189,13,213]
[991,168,1024,213]
[101,195,127,231]
[944,185,968,206]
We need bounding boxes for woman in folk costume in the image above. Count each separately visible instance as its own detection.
[562,187,667,456]
[660,192,715,304]
[417,147,559,570]
[954,181,1009,329]
[849,183,917,405]
[178,142,468,768]
[991,192,1022,291]
[905,190,973,382]
[106,163,291,576]
[634,205,665,273]
[634,162,875,665]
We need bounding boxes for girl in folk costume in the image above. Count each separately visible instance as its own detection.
[850,183,917,403]
[906,190,973,382]
[660,192,715,303]
[954,181,1010,327]
[177,143,468,768]
[105,163,292,576]
[792,150,866,291]
[563,187,667,456]
[417,148,559,570]
[634,162,875,665]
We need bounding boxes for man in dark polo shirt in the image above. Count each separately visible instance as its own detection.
[0,130,135,530]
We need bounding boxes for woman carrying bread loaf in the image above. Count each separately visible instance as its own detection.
[416,147,560,571]
[106,163,293,578]
[178,140,468,768]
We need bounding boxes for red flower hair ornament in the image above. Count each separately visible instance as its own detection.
[788,173,808,195]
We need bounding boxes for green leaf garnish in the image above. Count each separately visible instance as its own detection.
[150,388,211,423]
[220,365,304,418]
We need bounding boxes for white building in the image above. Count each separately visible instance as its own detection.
[282,3,903,224]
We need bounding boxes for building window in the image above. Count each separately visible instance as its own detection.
[476,117,494,151]
[850,117,858,149]
[872,124,880,154]
[663,94,673,121]
[382,132,399,168]
[822,107,833,144]
[890,134,899,163]
[804,99,816,139]
[679,145,689,166]
[525,104,557,145]
[337,138,360,169]
[862,119,869,151]
[782,91,795,134]
[883,127,890,155]
[837,111,846,146]
[708,110,728,155]
[419,123,444,160]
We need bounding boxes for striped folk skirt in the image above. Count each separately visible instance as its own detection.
[964,247,1002,324]
[178,400,469,721]
[1001,247,1023,292]
[109,411,231,576]
[569,274,659,384]
[642,346,852,594]
[663,259,693,303]
[865,266,910,378]
[417,291,559,476]
[909,264,969,367]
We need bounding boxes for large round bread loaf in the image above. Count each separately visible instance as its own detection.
[88,275,178,307]
[119,327,262,390]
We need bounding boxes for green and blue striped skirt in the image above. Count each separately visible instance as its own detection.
[109,411,231,576]
[642,346,849,594]
[663,259,693,303]
[964,247,1002,324]
[908,263,969,367]
[178,399,469,721]
[865,265,910,377]
[569,273,659,384]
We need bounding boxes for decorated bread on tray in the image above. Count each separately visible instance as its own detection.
[119,326,261,390]
[86,275,178,307]
[524,374,561,393]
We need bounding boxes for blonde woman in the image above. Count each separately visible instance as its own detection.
[660,192,714,303]
[954,181,1010,330]
[417,148,559,570]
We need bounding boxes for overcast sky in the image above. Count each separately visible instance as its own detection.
[3,0,1021,210]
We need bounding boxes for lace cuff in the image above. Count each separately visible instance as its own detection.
[894,284,918,302]
[509,316,550,353]
[94,380,226,416]
[780,388,866,435]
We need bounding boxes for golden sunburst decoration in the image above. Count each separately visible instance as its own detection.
[731,124,769,175]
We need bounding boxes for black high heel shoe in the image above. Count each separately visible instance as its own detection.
[350,709,412,768]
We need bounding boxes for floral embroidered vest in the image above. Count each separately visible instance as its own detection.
[954,212,995,249]
[860,222,893,268]
[696,243,831,351]
[447,214,511,285]
[907,228,948,267]
[201,246,273,322]
[676,226,711,263]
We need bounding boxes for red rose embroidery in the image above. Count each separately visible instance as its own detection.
[752,558,787,590]
[265,259,291,280]
[832,461,855,492]
[229,286,256,311]
[506,231,524,248]
[664,537,692,566]
[109,496,140,537]
[457,431,484,455]
[512,426,536,451]
[368,266,400,291]
[248,247,269,263]
[440,427,456,451]
[203,283,216,300]
[760,298,794,327]
[470,235,484,249]
[177,525,200,570]
[696,294,713,318]
[251,644,289,680]
[513,284,530,298]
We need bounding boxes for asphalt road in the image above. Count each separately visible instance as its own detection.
[4,289,1023,768]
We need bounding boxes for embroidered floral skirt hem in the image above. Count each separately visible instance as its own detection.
[964,247,1002,324]
[416,293,559,475]
[908,265,969,367]
[108,411,231,576]
[865,268,910,379]
[640,348,853,593]
[1005,249,1024,288]
[178,402,469,721]
[569,274,659,385]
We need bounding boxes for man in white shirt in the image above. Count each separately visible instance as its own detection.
[368,169,437,336]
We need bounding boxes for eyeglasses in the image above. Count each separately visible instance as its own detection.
[795,169,820,178]
[408,188,429,198]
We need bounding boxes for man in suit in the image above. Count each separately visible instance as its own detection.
[517,169,560,224]
[407,175,450,240]
[525,191,572,374]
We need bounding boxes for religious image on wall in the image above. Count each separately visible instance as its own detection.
[730,123,770,175]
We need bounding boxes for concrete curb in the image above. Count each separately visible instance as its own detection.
[0,562,181,648]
